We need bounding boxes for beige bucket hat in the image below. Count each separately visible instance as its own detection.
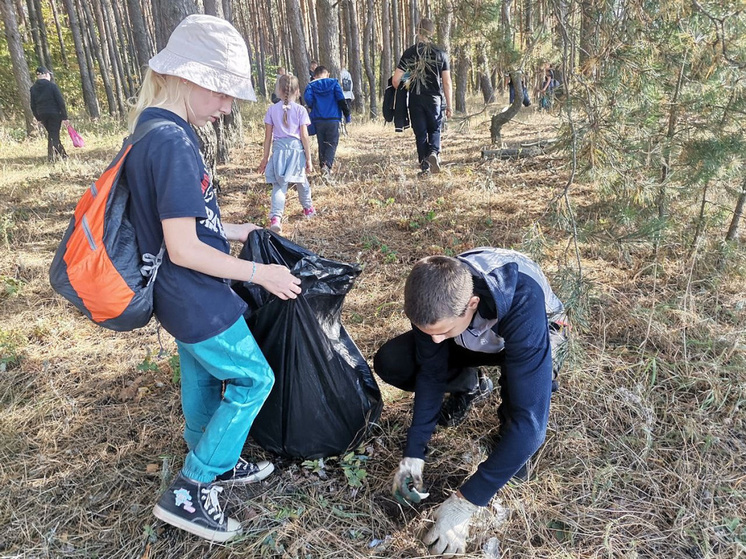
[149,14,256,101]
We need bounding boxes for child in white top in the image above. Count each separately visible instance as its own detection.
[257,74,314,234]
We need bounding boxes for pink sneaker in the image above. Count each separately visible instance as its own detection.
[269,216,282,233]
[303,207,316,219]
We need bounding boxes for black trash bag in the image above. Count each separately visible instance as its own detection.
[233,230,383,459]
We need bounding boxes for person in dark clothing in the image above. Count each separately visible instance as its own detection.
[392,18,452,176]
[303,65,351,178]
[374,249,569,555]
[29,66,69,162]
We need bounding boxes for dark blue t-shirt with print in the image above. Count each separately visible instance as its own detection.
[125,107,247,343]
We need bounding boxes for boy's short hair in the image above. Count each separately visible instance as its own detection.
[404,256,474,326]
[313,65,329,78]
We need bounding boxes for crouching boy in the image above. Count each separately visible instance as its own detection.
[374,248,568,555]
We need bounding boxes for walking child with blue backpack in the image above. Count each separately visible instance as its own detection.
[258,73,315,234]
[123,14,301,542]
[304,65,351,179]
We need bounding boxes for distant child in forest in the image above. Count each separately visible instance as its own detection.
[304,65,351,179]
[258,73,315,234]
[124,14,301,542]
[270,66,287,104]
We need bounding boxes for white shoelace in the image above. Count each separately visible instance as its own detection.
[201,485,226,523]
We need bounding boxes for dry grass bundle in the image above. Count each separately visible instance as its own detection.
[0,101,743,558]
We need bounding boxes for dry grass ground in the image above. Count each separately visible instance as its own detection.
[0,99,744,559]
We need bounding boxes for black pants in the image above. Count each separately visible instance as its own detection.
[373,331,505,394]
[39,114,67,161]
[314,119,340,169]
[408,94,443,168]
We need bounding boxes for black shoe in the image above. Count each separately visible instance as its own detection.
[153,473,242,542]
[215,457,274,485]
[549,320,569,392]
[511,461,529,483]
[438,373,494,427]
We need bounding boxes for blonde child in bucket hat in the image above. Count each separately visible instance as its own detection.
[123,14,301,542]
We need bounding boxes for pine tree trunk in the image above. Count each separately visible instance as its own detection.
[203,0,222,17]
[254,0,268,95]
[151,0,197,52]
[75,0,99,103]
[126,0,151,71]
[80,0,117,115]
[490,71,524,144]
[410,0,419,45]
[454,46,469,113]
[62,0,100,117]
[36,0,56,69]
[316,0,340,78]
[478,53,494,103]
[726,181,745,242]
[363,0,377,118]
[108,0,135,97]
[347,0,364,112]
[391,0,401,64]
[25,0,44,66]
[286,0,309,91]
[436,4,452,54]
[1,0,35,133]
[214,103,243,165]
[305,0,318,61]
[101,0,129,106]
[49,0,69,67]
[380,0,391,96]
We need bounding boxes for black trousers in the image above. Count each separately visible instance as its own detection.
[314,119,340,169]
[373,330,505,394]
[408,94,443,168]
[39,114,67,161]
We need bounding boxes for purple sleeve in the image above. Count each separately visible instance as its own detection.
[298,104,311,126]
[264,106,274,125]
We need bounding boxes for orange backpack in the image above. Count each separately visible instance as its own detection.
[49,119,178,331]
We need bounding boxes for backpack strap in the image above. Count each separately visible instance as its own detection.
[126,118,189,284]
[130,117,180,144]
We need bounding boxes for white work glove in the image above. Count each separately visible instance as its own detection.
[392,457,428,504]
[423,493,479,556]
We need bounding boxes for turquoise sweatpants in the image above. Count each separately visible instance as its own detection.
[176,317,274,483]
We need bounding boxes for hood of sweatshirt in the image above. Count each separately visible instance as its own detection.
[307,77,339,94]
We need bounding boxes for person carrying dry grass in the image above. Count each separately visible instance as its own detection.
[374,248,568,555]
[392,18,453,177]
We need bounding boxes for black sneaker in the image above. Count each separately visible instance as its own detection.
[511,461,529,483]
[153,473,242,542]
[215,457,274,485]
[549,321,569,392]
[438,372,494,427]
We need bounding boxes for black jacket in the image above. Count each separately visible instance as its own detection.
[383,77,410,132]
[30,79,67,120]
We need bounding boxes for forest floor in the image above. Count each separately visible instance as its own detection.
[0,97,744,559]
